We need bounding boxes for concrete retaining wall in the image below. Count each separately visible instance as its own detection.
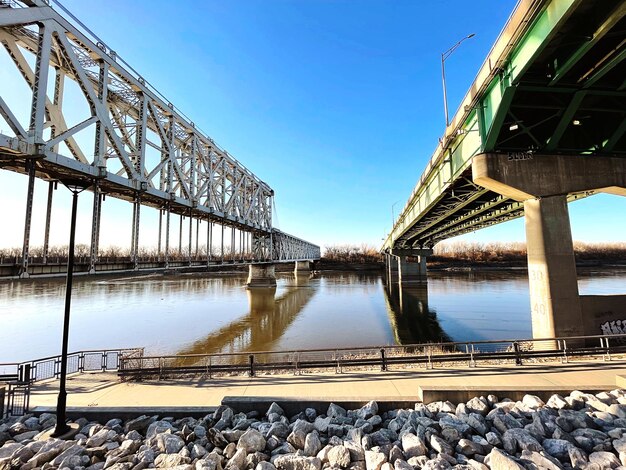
[581,294,626,336]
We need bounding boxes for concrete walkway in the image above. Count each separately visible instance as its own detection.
[28,359,626,411]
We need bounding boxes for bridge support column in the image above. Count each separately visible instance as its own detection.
[19,161,36,278]
[42,180,55,264]
[387,249,431,283]
[294,260,310,274]
[525,195,583,338]
[473,152,626,339]
[398,256,423,283]
[246,264,277,288]
[386,254,399,283]
[89,186,102,274]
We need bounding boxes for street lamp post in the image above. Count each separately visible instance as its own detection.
[51,181,89,438]
[441,33,475,128]
[391,200,400,227]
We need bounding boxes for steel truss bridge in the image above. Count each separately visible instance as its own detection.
[383,0,626,251]
[0,0,319,277]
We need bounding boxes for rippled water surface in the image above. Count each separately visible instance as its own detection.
[1,267,624,362]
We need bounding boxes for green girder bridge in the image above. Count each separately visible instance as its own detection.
[382,0,626,340]
[383,0,625,250]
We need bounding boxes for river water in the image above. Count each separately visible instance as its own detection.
[1,268,625,362]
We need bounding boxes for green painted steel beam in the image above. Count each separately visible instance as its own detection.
[483,85,517,151]
[546,91,587,150]
[508,0,582,84]
[582,45,626,88]
[549,2,626,86]
[604,117,626,152]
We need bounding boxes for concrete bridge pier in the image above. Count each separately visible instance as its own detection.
[387,249,432,284]
[294,260,311,274]
[524,195,582,338]
[473,153,626,339]
[246,264,277,288]
[385,254,399,283]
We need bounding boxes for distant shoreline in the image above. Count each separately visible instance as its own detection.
[312,258,626,272]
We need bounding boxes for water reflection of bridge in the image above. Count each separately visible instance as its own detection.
[176,274,317,356]
[383,281,451,345]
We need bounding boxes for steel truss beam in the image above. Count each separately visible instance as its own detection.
[272,230,321,262]
[0,0,319,265]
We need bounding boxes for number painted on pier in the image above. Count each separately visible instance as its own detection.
[507,151,534,161]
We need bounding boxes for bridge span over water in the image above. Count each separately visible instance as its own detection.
[383,0,626,339]
[0,0,319,279]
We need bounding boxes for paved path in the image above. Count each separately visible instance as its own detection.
[28,359,626,409]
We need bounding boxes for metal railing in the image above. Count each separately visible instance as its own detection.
[1,347,143,417]
[118,334,626,380]
[1,382,30,419]
[1,347,143,384]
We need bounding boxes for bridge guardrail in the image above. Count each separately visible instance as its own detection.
[118,333,626,380]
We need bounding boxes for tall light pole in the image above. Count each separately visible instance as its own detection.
[441,33,475,128]
[51,180,89,438]
[391,200,400,227]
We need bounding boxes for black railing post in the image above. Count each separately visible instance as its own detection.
[513,341,522,366]
[380,348,386,371]
[249,354,255,377]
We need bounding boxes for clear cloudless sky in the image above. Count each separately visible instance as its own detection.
[0,0,624,252]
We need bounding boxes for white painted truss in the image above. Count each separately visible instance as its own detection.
[0,0,273,230]
[272,230,320,262]
[0,0,319,271]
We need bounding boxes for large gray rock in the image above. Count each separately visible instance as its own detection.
[313,417,330,434]
[546,394,569,410]
[589,451,621,468]
[466,414,488,436]
[266,403,285,417]
[487,448,524,470]
[439,415,470,435]
[429,435,453,455]
[155,453,190,468]
[87,428,113,447]
[502,428,543,453]
[542,439,573,462]
[146,420,174,439]
[521,395,545,409]
[267,422,290,439]
[364,450,387,470]
[287,429,307,450]
[256,463,277,470]
[274,455,322,470]
[20,439,69,470]
[519,450,563,470]
[124,415,155,434]
[393,459,412,470]
[401,433,426,458]
[225,448,247,470]
[157,433,185,454]
[357,402,378,421]
[344,440,365,461]
[237,429,266,453]
[455,439,483,457]
[466,398,489,416]
[328,404,347,419]
[327,445,351,468]
[303,432,322,457]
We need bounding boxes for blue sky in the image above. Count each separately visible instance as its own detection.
[0,0,624,251]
